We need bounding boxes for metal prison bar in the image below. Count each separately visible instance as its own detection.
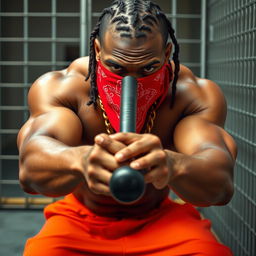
[0,0,204,206]
[201,0,256,256]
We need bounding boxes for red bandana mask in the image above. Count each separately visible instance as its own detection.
[97,61,173,133]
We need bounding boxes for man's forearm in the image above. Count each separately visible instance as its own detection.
[166,148,234,206]
[19,135,90,197]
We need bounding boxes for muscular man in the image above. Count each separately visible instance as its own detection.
[18,1,237,255]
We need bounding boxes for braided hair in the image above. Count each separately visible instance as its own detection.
[85,0,180,107]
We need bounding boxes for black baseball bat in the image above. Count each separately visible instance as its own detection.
[109,76,146,204]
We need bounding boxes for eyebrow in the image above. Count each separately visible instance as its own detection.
[144,60,161,67]
[105,59,161,68]
[105,59,124,67]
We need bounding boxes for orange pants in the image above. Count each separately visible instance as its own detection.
[23,194,233,256]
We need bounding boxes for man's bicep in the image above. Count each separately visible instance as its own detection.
[18,71,83,148]
[19,107,83,149]
[173,115,237,160]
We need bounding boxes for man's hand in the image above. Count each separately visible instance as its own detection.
[109,133,172,190]
[82,133,126,196]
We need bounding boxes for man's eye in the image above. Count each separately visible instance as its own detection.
[112,65,122,71]
[144,66,155,73]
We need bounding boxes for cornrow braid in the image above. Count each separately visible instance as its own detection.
[85,7,116,106]
[116,0,126,14]
[86,0,180,108]
[153,8,180,107]
[112,15,128,25]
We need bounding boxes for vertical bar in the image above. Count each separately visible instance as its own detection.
[171,0,177,31]
[0,0,2,207]
[23,0,29,113]
[23,0,29,208]
[87,0,92,54]
[52,0,57,71]
[200,0,206,78]
[80,0,86,57]
[80,0,91,56]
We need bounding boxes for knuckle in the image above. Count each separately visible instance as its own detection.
[87,166,95,179]
[89,147,101,162]
[102,134,111,145]
[156,150,166,161]
[135,140,144,148]
[150,135,161,147]
[138,158,148,167]
[123,147,132,156]
[87,181,95,191]
[88,182,100,194]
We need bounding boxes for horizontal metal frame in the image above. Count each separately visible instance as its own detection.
[0,197,57,209]
[0,12,80,17]
[236,160,256,182]
[210,27,256,43]
[1,83,31,88]
[0,38,80,42]
[0,106,28,110]
[0,180,20,184]
[0,129,19,134]
[226,128,256,148]
[213,80,256,89]
[208,56,256,63]
[0,61,71,66]
[227,106,256,119]
[0,156,19,160]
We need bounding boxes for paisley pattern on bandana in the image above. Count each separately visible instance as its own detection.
[97,61,173,133]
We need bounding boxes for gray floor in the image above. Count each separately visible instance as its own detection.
[0,209,45,256]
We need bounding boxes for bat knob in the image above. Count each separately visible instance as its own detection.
[110,166,145,204]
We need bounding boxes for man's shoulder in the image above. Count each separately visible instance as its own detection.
[177,64,214,94]
[28,57,90,109]
[175,64,226,120]
[66,56,90,77]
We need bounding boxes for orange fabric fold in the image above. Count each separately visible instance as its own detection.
[23,194,233,256]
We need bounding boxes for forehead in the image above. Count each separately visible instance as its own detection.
[101,27,165,57]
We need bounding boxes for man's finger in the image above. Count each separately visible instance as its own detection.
[86,165,112,185]
[144,167,169,189]
[114,135,162,162]
[130,150,167,170]
[87,177,111,196]
[95,133,126,154]
[109,132,140,144]
[88,145,121,170]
